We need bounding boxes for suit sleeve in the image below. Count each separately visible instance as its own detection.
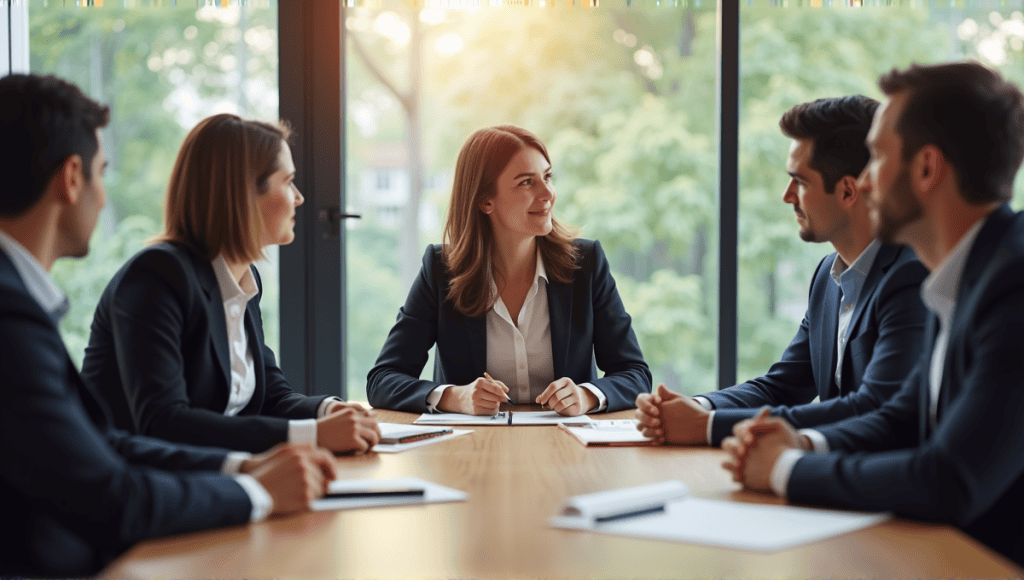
[107,250,292,452]
[769,258,928,429]
[586,240,653,412]
[0,293,251,560]
[249,266,328,418]
[701,257,831,421]
[366,246,444,412]
[788,271,1024,528]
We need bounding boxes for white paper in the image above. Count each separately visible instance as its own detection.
[310,477,467,511]
[560,480,689,519]
[561,419,655,444]
[551,483,891,552]
[414,411,596,426]
[373,428,473,453]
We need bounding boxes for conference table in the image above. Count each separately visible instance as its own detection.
[101,406,1023,578]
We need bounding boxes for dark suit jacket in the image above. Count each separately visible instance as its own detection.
[702,244,928,444]
[0,250,251,578]
[788,205,1024,566]
[81,242,329,453]
[366,239,652,413]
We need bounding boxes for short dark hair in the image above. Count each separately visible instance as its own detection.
[878,61,1024,205]
[0,73,110,217]
[779,95,880,193]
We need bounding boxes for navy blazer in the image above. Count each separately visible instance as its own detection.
[366,239,652,413]
[788,205,1024,566]
[0,250,251,577]
[81,242,329,453]
[702,244,928,444]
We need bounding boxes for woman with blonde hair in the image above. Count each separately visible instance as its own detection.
[367,125,651,415]
[82,113,380,453]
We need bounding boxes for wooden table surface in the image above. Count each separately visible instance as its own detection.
[101,407,1023,579]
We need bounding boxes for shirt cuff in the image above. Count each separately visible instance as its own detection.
[770,448,805,498]
[693,396,714,411]
[799,429,830,453]
[221,451,253,475]
[426,385,454,413]
[233,473,273,522]
[317,397,344,418]
[578,383,606,413]
[288,419,318,445]
[705,410,716,445]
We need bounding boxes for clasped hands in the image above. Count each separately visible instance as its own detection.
[721,408,812,492]
[634,386,810,492]
[439,375,598,416]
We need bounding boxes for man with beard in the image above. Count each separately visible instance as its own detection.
[635,96,928,447]
[722,61,1024,567]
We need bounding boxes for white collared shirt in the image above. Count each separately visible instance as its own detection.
[210,256,325,445]
[769,218,989,497]
[426,252,606,412]
[830,240,882,389]
[0,234,271,521]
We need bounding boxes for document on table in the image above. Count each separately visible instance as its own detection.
[414,411,597,426]
[311,477,467,511]
[373,426,473,453]
[558,419,657,446]
[550,480,891,552]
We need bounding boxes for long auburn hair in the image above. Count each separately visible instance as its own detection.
[443,125,579,318]
[153,113,291,262]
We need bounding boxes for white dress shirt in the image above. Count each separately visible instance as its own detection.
[210,256,333,445]
[426,252,606,412]
[769,219,988,497]
[697,242,880,445]
[0,233,271,522]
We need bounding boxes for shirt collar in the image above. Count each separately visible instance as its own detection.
[0,229,70,322]
[829,239,882,286]
[921,217,988,321]
[212,255,259,305]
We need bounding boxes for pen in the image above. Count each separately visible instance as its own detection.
[324,488,425,500]
[593,504,666,523]
[484,371,515,405]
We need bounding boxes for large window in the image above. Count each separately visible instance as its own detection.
[344,1,720,398]
[27,0,281,363]
[16,1,1024,398]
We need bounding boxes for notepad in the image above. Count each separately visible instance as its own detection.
[373,427,473,453]
[311,477,467,511]
[414,411,597,426]
[558,419,657,447]
[550,480,891,552]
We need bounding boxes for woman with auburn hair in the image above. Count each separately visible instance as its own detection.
[82,113,380,453]
[367,125,651,415]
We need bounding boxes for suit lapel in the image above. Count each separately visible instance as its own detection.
[546,279,573,379]
[194,255,232,388]
[466,312,487,377]
[847,244,897,343]
[934,204,1016,422]
[239,306,264,415]
[818,258,841,399]
[919,313,940,443]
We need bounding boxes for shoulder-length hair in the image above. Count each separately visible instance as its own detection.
[154,113,291,263]
[443,124,579,318]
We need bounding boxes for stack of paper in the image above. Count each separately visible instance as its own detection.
[558,419,656,447]
[550,480,891,551]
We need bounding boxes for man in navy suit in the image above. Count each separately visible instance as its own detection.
[0,73,338,577]
[723,61,1024,566]
[636,96,928,446]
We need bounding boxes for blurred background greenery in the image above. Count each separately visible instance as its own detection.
[28,0,1024,399]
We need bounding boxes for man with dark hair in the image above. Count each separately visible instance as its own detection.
[635,95,928,447]
[0,73,338,577]
[723,60,1024,566]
